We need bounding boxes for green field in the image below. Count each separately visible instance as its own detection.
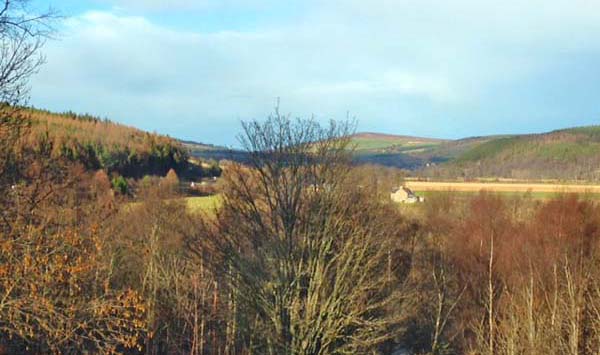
[186,195,222,213]
[127,195,222,214]
[350,133,442,152]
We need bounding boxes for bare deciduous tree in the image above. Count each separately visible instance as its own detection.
[206,108,412,353]
[0,0,56,192]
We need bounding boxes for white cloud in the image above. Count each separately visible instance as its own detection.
[29,1,600,144]
[296,72,452,102]
[110,0,199,11]
[98,0,277,12]
[107,0,201,10]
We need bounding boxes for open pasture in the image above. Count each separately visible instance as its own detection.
[186,195,222,213]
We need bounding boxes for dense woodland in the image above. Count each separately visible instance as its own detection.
[25,108,189,178]
[4,1,600,354]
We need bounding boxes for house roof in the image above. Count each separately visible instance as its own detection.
[392,186,415,196]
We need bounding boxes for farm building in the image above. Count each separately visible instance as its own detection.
[390,186,424,203]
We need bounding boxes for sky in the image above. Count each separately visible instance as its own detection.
[29,0,600,146]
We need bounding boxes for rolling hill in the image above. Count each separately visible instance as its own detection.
[349,132,502,169]
[39,110,598,182]
[183,132,447,168]
[350,132,445,151]
[347,127,600,181]
[424,126,600,180]
[350,132,446,169]
[24,108,189,177]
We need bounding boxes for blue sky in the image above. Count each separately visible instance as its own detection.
[29,0,600,146]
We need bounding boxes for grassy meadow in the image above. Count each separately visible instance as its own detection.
[185,195,222,213]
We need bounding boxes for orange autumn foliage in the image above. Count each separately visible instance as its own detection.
[23,108,188,177]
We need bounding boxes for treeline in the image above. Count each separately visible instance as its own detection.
[25,108,189,177]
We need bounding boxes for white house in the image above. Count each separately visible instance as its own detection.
[390,186,424,203]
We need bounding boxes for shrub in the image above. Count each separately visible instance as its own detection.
[111,175,128,195]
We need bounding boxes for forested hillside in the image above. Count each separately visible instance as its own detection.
[25,108,189,177]
[349,127,600,181]
[423,126,600,180]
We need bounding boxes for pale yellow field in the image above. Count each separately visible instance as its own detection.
[186,195,222,214]
[405,181,600,194]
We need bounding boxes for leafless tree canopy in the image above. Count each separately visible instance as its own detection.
[0,0,55,193]
[195,109,416,354]
[0,0,55,105]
